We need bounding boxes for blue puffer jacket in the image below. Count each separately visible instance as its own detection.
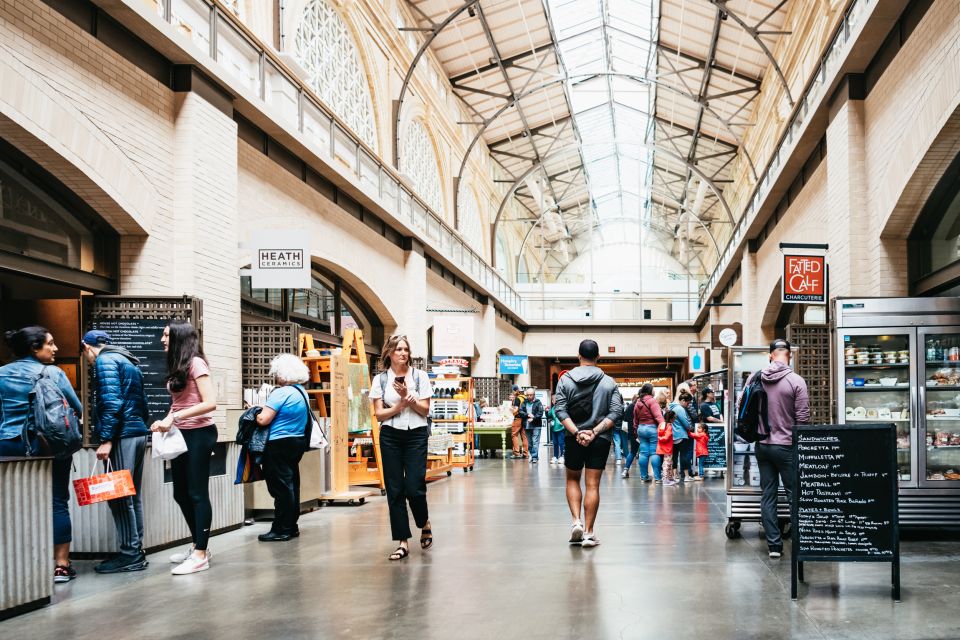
[93,346,151,442]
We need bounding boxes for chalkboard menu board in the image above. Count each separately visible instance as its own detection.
[703,424,726,470]
[90,319,170,421]
[791,423,900,601]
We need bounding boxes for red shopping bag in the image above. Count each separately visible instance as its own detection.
[73,460,136,506]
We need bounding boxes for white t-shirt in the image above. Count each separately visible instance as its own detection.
[369,368,433,430]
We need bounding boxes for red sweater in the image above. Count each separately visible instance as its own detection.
[656,423,674,456]
[691,431,709,457]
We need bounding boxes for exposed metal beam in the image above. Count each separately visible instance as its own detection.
[656,43,762,87]
[487,115,574,149]
[449,42,556,85]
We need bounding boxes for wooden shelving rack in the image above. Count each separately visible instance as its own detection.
[429,376,475,473]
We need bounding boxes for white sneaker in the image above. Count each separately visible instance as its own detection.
[171,553,210,575]
[581,533,600,547]
[550,457,558,464]
[169,545,195,564]
[769,550,782,559]
[621,470,629,479]
[615,459,622,465]
[558,456,564,464]
[569,521,584,545]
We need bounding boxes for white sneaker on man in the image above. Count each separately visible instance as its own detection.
[550,456,558,464]
[558,456,564,464]
[569,521,584,545]
[171,553,210,575]
[581,533,600,547]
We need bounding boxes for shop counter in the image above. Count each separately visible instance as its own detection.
[0,456,53,620]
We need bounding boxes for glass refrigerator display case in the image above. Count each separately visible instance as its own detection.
[836,298,960,526]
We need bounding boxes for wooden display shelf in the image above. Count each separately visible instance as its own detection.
[426,453,454,479]
[430,376,475,472]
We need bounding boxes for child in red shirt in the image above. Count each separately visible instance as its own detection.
[691,423,710,481]
[658,410,677,486]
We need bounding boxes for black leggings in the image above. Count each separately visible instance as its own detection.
[171,425,217,550]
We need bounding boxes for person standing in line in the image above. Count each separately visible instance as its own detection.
[610,405,626,466]
[254,354,313,542]
[83,330,151,574]
[153,320,218,575]
[547,394,565,464]
[518,387,544,464]
[0,327,82,583]
[369,335,434,561]
[628,383,665,482]
[510,385,528,459]
[749,339,809,559]
[658,410,677,486]
[554,339,623,548]
[690,424,710,481]
[683,381,700,477]
[620,395,638,478]
[655,389,669,412]
[668,391,695,483]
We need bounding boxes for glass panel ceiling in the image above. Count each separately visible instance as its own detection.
[547,0,658,237]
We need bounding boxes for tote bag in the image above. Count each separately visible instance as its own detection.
[73,460,136,506]
[151,426,188,460]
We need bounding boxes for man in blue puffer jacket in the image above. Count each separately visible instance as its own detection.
[82,329,151,574]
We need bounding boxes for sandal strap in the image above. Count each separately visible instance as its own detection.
[389,545,409,560]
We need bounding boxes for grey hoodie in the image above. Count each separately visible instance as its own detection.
[759,360,810,446]
[553,365,623,442]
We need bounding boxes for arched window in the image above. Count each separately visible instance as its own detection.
[400,119,444,215]
[456,180,484,257]
[293,0,377,149]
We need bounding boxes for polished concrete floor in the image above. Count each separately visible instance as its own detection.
[6,457,960,639]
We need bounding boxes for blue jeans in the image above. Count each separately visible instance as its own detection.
[0,437,72,545]
[526,427,542,461]
[698,457,704,476]
[634,425,661,480]
[550,430,565,457]
[623,429,640,468]
[612,428,625,461]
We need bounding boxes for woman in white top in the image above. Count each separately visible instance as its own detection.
[369,335,433,561]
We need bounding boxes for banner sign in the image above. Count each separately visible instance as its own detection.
[439,357,469,368]
[688,347,707,374]
[432,315,474,357]
[782,254,826,303]
[498,355,529,375]
[250,230,311,289]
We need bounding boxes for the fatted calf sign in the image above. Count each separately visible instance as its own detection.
[782,253,826,303]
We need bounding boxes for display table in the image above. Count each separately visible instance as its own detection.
[474,421,512,455]
[0,456,52,620]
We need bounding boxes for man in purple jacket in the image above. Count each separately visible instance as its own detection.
[756,338,810,559]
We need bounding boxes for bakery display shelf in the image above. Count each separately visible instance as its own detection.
[925,416,960,421]
[844,363,909,369]
[927,445,960,449]
[926,361,960,365]
[926,384,960,390]
[845,386,908,391]
[846,418,910,422]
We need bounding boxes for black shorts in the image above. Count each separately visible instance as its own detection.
[564,434,611,471]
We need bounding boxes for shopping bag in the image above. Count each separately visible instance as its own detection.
[234,445,264,484]
[152,426,188,460]
[308,417,329,451]
[73,460,136,506]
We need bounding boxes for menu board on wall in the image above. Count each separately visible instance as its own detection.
[90,319,171,421]
[791,423,900,601]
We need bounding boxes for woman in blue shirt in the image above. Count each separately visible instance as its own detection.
[668,391,695,483]
[255,353,313,542]
[0,326,83,582]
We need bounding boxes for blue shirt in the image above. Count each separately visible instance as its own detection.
[0,357,83,441]
[668,402,691,442]
[265,385,310,441]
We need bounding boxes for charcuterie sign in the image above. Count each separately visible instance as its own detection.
[782,254,826,303]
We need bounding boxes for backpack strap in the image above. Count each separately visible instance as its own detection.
[292,386,313,436]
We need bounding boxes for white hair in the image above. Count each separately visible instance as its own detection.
[269,353,311,385]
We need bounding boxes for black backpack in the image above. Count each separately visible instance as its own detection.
[735,372,768,443]
[29,367,82,459]
[566,381,599,425]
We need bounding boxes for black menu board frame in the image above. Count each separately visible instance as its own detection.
[791,423,900,602]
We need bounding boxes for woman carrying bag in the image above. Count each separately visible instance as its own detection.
[369,335,434,561]
[254,354,312,542]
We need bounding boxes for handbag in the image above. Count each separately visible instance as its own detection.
[234,445,264,484]
[151,426,188,460]
[293,386,328,451]
[73,459,136,506]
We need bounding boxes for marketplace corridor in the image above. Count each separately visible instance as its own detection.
[4,460,960,640]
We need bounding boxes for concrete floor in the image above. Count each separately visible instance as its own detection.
[5,458,960,640]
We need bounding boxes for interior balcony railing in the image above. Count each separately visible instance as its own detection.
[522,292,700,324]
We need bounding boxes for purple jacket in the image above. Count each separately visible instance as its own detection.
[759,360,810,445]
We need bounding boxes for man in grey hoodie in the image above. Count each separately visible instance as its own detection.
[554,339,623,548]
[755,338,810,559]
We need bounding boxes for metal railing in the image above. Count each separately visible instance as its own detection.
[523,293,699,323]
[699,0,876,307]
[149,0,524,316]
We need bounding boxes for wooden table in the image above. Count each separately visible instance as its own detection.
[474,422,512,456]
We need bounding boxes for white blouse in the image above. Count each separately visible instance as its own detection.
[369,368,433,430]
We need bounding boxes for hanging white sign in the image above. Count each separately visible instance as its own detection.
[249,230,311,289]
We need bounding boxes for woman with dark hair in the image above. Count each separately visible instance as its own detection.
[153,319,217,575]
[0,326,82,582]
[368,334,433,561]
[630,383,666,482]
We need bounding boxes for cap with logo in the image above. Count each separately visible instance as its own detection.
[82,330,111,346]
[769,338,791,353]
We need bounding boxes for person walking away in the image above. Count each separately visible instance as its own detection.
[510,385,528,459]
[83,330,151,574]
[750,339,809,558]
[254,354,313,541]
[658,411,677,486]
[154,320,218,575]
[620,395,638,478]
[668,392,695,483]
[369,335,434,561]
[630,383,665,482]
[0,327,82,583]
[547,394,565,464]
[691,423,710,481]
[518,388,544,463]
[554,340,623,548]
[611,406,626,466]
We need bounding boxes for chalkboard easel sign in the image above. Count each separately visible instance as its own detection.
[791,423,900,601]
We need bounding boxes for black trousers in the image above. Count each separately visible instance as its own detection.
[263,436,307,534]
[755,443,795,551]
[171,425,217,550]
[379,426,429,541]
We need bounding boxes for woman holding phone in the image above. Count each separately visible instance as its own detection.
[369,335,433,561]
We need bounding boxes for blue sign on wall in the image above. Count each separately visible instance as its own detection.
[498,355,529,375]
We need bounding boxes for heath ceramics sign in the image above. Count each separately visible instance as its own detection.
[250,231,311,289]
[258,249,304,269]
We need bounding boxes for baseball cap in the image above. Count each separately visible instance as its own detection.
[511,384,520,391]
[769,338,791,353]
[82,330,111,346]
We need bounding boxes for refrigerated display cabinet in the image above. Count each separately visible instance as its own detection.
[836,297,960,526]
